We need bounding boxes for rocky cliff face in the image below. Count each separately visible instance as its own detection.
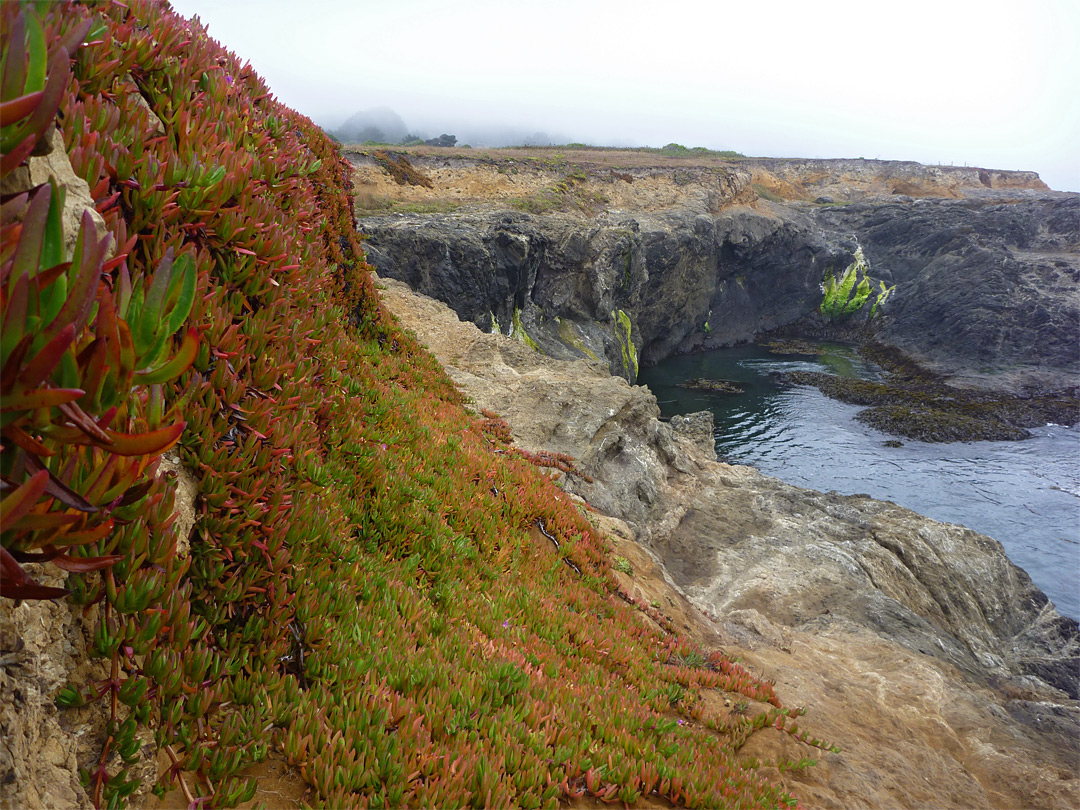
[377,274,1080,809]
[356,151,1077,394]
[360,203,847,381]
[819,194,1080,390]
[743,157,1049,200]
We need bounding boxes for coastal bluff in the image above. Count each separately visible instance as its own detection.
[376,272,1079,809]
[356,149,1077,397]
[354,148,1078,806]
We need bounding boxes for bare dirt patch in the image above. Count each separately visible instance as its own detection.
[345,145,755,217]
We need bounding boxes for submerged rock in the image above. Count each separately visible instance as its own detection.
[676,377,745,394]
[763,338,833,356]
[779,343,1078,442]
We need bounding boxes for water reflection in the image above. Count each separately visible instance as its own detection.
[639,343,1080,620]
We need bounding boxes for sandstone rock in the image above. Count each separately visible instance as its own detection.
[122,79,166,138]
[0,127,109,260]
[668,411,717,458]
[743,157,1049,201]
[0,569,104,810]
[159,452,199,559]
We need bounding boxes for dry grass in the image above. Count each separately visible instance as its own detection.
[342,143,750,172]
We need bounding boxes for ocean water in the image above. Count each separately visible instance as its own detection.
[639,343,1080,620]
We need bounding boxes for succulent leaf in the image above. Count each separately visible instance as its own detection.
[22,9,47,94]
[9,181,51,286]
[16,322,75,389]
[0,133,37,175]
[0,13,28,100]
[131,326,198,386]
[98,421,186,457]
[2,386,84,411]
[46,215,110,344]
[0,469,50,525]
[0,90,44,126]
[1,546,69,599]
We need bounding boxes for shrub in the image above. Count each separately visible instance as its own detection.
[423,133,456,147]
[371,149,434,187]
[660,142,691,157]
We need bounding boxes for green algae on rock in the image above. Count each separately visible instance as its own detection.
[780,342,1079,442]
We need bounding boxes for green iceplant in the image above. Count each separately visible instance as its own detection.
[820,246,895,322]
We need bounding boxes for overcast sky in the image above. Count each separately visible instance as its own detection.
[168,0,1079,192]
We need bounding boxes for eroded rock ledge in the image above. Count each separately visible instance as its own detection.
[376,274,1080,809]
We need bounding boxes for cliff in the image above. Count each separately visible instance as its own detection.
[355,148,1078,396]
[376,273,1080,809]
[742,157,1049,200]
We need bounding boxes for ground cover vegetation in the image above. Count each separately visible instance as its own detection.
[1,2,834,807]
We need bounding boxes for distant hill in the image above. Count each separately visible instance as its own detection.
[335,105,409,143]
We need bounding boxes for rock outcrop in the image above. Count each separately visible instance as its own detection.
[376,273,1080,809]
[818,194,1080,391]
[356,152,1078,395]
[743,157,1049,201]
[360,200,842,382]
[0,587,106,810]
[0,127,109,258]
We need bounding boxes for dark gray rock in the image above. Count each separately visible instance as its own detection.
[360,186,1078,395]
[361,205,851,382]
[816,193,1080,391]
